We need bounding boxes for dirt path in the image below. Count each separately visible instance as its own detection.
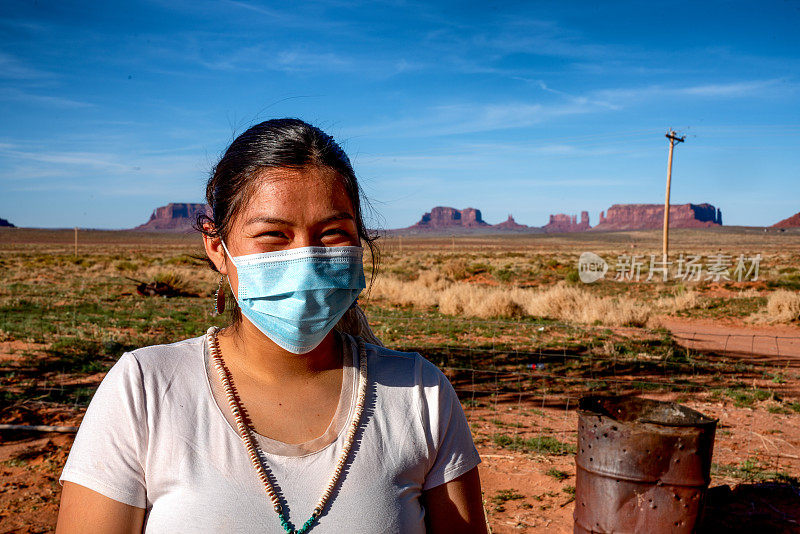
[659,317,800,363]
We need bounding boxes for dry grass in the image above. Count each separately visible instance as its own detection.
[765,290,800,323]
[370,266,790,327]
[655,289,702,313]
[520,284,650,326]
[371,275,652,326]
[367,270,446,307]
[439,284,526,318]
[4,228,799,328]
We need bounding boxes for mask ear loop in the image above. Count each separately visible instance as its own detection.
[218,239,239,305]
[219,238,234,265]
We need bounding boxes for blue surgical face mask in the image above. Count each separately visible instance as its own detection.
[220,240,366,354]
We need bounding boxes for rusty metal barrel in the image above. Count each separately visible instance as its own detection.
[574,395,717,534]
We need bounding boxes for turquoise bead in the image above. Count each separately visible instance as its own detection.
[297,517,316,534]
[278,513,317,534]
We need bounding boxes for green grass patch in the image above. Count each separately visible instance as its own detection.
[491,433,576,455]
[490,489,525,511]
[713,458,800,485]
[545,468,570,481]
[718,387,772,407]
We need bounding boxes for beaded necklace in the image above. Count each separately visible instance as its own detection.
[206,326,368,534]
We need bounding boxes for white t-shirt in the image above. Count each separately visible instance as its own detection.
[59,331,481,533]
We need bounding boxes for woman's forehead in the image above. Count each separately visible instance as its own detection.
[240,167,355,222]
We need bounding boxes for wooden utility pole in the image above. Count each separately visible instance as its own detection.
[74,227,78,256]
[662,130,685,258]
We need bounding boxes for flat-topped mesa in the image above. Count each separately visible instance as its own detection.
[543,211,590,233]
[134,203,208,232]
[412,206,490,229]
[593,203,722,231]
[402,203,724,234]
[773,211,800,228]
[0,217,15,228]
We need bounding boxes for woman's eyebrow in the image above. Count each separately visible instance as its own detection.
[319,212,354,224]
[244,212,353,226]
[244,215,293,226]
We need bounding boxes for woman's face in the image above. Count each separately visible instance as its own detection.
[206,165,360,285]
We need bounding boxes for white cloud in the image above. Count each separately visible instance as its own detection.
[593,79,791,103]
[0,87,93,108]
[348,95,617,138]
[0,51,52,80]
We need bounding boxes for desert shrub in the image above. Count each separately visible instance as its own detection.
[440,259,471,281]
[164,255,203,266]
[544,258,561,269]
[767,272,800,291]
[565,269,580,284]
[115,260,138,272]
[416,270,449,290]
[150,271,193,294]
[519,283,649,326]
[466,262,493,276]
[766,290,800,322]
[371,276,650,326]
[655,289,701,313]
[493,267,516,283]
[369,276,441,307]
[439,284,524,318]
[386,264,419,281]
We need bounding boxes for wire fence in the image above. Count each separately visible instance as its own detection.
[366,312,800,485]
[2,292,800,486]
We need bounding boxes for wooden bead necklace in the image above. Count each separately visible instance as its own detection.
[206,326,368,534]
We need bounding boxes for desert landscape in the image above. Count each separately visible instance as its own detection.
[3,2,799,531]
[2,223,799,533]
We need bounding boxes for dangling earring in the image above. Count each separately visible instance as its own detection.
[213,275,226,316]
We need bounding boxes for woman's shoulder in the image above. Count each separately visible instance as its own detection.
[127,333,205,361]
[363,340,419,360]
[361,339,449,389]
[113,333,206,383]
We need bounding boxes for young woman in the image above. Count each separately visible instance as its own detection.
[56,118,486,533]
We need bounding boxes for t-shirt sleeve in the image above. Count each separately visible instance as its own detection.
[59,351,148,508]
[419,358,482,491]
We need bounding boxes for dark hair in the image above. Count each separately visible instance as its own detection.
[196,118,380,324]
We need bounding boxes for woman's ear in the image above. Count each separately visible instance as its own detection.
[202,225,229,275]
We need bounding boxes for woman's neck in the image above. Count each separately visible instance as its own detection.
[216,320,344,386]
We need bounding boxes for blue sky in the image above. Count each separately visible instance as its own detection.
[1,0,798,229]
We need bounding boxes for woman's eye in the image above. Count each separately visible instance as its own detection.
[321,229,354,242]
[257,231,289,240]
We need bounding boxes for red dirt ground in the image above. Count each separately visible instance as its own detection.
[3,316,800,533]
[660,317,800,362]
[3,395,799,533]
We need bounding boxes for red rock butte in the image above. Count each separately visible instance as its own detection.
[411,206,490,229]
[543,211,590,233]
[403,203,723,233]
[772,212,800,228]
[590,203,722,231]
[133,202,730,234]
[134,203,207,232]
